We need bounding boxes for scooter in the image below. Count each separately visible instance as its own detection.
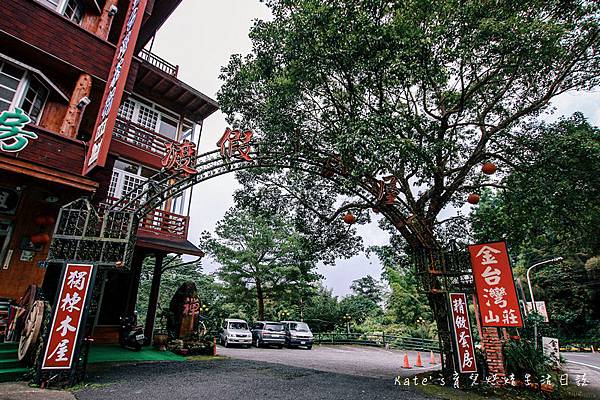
[119,312,145,351]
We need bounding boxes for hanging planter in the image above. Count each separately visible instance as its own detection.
[343,212,356,224]
[467,193,480,205]
[482,162,497,175]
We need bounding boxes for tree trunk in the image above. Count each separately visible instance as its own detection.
[256,278,265,320]
[392,212,457,376]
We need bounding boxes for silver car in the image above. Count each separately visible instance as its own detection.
[220,318,252,347]
[251,321,286,348]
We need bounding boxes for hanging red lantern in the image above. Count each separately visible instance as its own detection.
[34,216,46,226]
[30,233,50,246]
[482,162,497,175]
[43,216,56,226]
[343,212,356,225]
[467,193,480,205]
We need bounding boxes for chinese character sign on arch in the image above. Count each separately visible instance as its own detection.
[449,293,477,373]
[42,264,95,369]
[468,241,523,328]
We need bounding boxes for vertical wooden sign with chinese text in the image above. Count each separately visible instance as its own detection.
[83,0,148,175]
[449,293,477,373]
[42,263,95,369]
[468,241,523,327]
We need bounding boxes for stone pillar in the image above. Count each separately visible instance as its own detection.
[59,74,92,139]
[482,327,506,378]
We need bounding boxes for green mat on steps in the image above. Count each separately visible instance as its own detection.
[87,344,185,364]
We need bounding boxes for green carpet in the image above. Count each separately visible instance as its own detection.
[87,345,185,364]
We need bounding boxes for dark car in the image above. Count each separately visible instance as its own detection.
[281,320,313,349]
[251,321,286,348]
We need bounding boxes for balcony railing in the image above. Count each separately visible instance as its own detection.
[139,209,190,239]
[139,49,179,77]
[113,116,176,159]
[102,198,190,240]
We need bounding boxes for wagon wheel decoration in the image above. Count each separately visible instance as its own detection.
[18,300,45,361]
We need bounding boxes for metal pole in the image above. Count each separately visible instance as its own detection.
[526,257,563,348]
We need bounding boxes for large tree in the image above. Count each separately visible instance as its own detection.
[218,0,600,371]
[201,178,361,320]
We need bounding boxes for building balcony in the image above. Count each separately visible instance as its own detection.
[139,49,179,77]
[103,197,190,241]
[111,116,177,169]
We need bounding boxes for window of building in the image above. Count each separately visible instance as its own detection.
[117,96,193,140]
[108,159,157,201]
[36,0,85,25]
[62,0,85,24]
[0,61,48,123]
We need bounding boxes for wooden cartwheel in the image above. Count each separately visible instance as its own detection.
[18,300,45,361]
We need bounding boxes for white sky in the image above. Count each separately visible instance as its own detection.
[151,1,600,296]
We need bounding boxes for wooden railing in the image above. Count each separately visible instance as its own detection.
[102,197,189,240]
[138,208,190,239]
[113,116,176,159]
[139,49,179,77]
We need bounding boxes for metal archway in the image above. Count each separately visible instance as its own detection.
[47,137,408,269]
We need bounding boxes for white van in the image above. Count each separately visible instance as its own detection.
[220,318,252,347]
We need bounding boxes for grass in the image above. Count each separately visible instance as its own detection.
[87,344,185,364]
[186,355,227,362]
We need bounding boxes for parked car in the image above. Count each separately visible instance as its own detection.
[281,320,314,349]
[220,318,252,348]
[251,321,286,348]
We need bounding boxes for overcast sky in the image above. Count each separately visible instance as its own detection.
[150,1,600,297]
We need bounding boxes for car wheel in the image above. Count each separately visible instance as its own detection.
[277,345,283,349]
[224,338,229,348]
[306,345,312,350]
[256,339,261,348]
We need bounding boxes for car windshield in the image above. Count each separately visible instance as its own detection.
[229,322,248,330]
[265,323,284,331]
[290,322,310,332]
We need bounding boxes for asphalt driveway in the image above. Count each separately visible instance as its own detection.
[217,344,441,378]
[75,358,435,400]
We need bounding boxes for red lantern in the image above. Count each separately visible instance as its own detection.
[34,216,46,226]
[30,233,50,246]
[43,216,56,226]
[343,212,356,225]
[482,162,497,175]
[467,194,480,205]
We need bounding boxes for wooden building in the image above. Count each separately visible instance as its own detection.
[0,0,217,344]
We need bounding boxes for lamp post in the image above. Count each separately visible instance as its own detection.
[342,314,352,335]
[416,316,426,339]
[526,257,563,348]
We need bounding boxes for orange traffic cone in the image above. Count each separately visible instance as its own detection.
[402,352,412,369]
[415,352,423,367]
[429,350,436,365]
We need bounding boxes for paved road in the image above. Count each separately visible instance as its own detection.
[563,352,600,390]
[75,359,434,400]
[217,344,441,378]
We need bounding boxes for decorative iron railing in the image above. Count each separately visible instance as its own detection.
[113,116,177,159]
[139,49,179,77]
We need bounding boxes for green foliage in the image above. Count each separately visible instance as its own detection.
[350,275,383,304]
[503,338,555,382]
[471,115,600,341]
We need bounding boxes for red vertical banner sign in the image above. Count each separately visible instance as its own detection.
[449,293,477,373]
[83,0,148,175]
[468,241,523,328]
[42,263,95,369]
